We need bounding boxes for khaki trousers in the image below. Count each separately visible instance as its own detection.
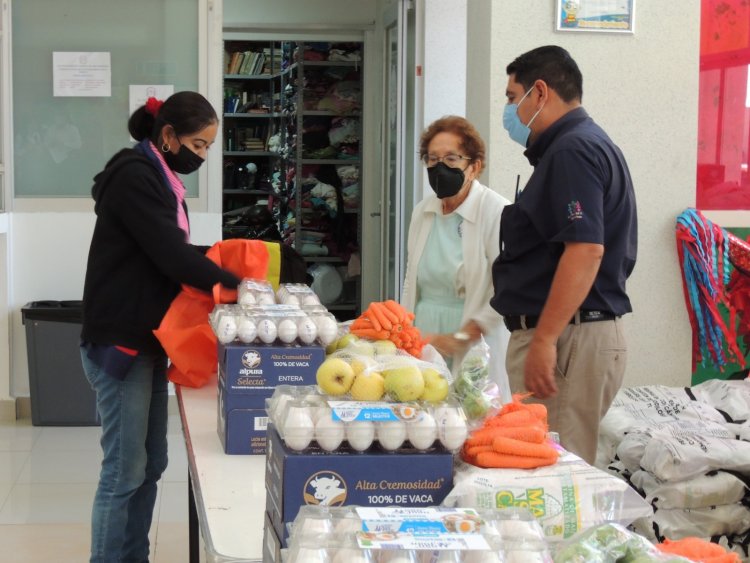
[506,318,627,464]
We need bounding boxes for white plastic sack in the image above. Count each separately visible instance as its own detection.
[610,385,692,409]
[630,469,749,510]
[640,428,750,481]
[651,503,750,540]
[599,400,727,446]
[442,459,652,542]
[690,378,750,422]
[616,420,734,475]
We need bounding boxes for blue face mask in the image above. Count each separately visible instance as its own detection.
[503,87,544,147]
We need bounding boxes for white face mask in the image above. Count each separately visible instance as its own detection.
[503,86,545,147]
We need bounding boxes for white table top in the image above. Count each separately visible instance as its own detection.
[176,375,266,563]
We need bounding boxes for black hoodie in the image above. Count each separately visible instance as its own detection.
[81,147,239,354]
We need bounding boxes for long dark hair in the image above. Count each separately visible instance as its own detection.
[128,91,218,143]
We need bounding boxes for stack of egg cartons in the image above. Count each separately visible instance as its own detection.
[263,345,473,551]
[211,279,337,454]
[264,504,552,562]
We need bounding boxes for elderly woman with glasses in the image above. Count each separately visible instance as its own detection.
[402,115,511,397]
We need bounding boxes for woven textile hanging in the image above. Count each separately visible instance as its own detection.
[675,208,750,371]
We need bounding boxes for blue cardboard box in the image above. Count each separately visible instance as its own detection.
[218,343,324,408]
[217,380,269,455]
[264,424,455,546]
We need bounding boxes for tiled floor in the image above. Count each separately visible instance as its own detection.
[0,412,199,563]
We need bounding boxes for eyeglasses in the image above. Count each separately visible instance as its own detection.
[421,153,472,168]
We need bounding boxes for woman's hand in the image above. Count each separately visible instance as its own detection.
[428,320,483,358]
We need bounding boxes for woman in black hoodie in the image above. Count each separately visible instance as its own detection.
[80,91,239,563]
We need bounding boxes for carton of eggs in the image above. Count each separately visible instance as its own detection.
[267,387,468,453]
[277,283,322,307]
[210,304,330,347]
[283,506,551,563]
[238,277,276,306]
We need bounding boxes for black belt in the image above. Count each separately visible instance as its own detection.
[504,310,617,332]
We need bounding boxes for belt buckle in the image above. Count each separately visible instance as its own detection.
[581,310,603,322]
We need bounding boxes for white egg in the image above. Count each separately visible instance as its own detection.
[257,319,278,344]
[302,293,321,306]
[315,415,345,451]
[238,291,256,306]
[333,516,363,534]
[297,317,319,345]
[504,551,548,563]
[377,421,407,451]
[257,292,276,305]
[270,393,294,426]
[290,547,331,563]
[379,552,418,563]
[283,406,314,450]
[284,294,301,307]
[496,520,544,541]
[407,413,437,450]
[236,317,257,343]
[278,318,298,344]
[216,316,237,344]
[434,551,462,562]
[346,421,375,451]
[437,408,468,451]
[331,548,371,563]
[315,316,338,346]
[463,551,503,563]
[298,515,333,535]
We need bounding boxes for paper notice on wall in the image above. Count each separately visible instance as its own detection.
[128,84,175,117]
[53,52,111,97]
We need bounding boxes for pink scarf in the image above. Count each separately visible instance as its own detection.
[148,141,190,242]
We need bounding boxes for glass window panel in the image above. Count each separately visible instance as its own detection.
[12,0,199,197]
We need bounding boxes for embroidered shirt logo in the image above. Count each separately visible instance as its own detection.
[567,200,583,221]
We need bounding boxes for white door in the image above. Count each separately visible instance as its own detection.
[381,0,417,301]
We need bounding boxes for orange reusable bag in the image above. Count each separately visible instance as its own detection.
[153,239,270,388]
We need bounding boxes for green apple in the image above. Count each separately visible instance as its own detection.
[336,333,359,350]
[350,371,385,401]
[325,338,340,355]
[419,367,449,403]
[373,339,398,356]
[316,358,355,396]
[383,365,425,402]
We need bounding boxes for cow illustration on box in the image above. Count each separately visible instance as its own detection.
[303,471,348,506]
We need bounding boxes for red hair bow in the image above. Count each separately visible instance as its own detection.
[145,97,163,117]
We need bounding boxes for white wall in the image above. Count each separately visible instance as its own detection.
[465,2,699,388]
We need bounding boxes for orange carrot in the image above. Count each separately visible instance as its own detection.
[486,409,537,428]
[378,302,401,324]
[465,427,500,447]
[475,451,558,469]
[492,436,558,459]
[489,425,546,443]
[351,328,390,340]
[464,444,494,459]
[350,317,374,330]
[367,303,392,331]
[384,300,407,322]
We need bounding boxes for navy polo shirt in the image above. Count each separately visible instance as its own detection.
[491,107,637,317]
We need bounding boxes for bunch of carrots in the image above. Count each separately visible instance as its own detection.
[461,394,558,469]
[657,537,740,563]
[349,300,426,357]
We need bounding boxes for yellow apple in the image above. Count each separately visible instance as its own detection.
[383,366,425,402]
[420,367,449,403]
[350,356,376,376]
[316,358,355,396]
[348,339,375,357]
[373,339,398,356]
[336,333,359,350]
[325,338,340,355]
[350,371,385,401]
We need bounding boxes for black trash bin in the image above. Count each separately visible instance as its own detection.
[21,301,99,426]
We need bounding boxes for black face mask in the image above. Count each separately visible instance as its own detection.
[163,142,204,175]
[427,162,465,199]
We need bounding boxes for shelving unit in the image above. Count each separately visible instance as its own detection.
[221,40,285,241]
[221,38,364,320]
[282,40,364,320]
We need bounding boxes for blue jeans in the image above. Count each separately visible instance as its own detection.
[80,348,169,563]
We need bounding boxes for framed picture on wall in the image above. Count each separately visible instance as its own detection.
[556,0,635,33]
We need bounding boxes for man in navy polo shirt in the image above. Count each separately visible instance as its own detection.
[491,45,637,464]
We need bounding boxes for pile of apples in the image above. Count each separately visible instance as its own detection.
[316,347,450,404]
